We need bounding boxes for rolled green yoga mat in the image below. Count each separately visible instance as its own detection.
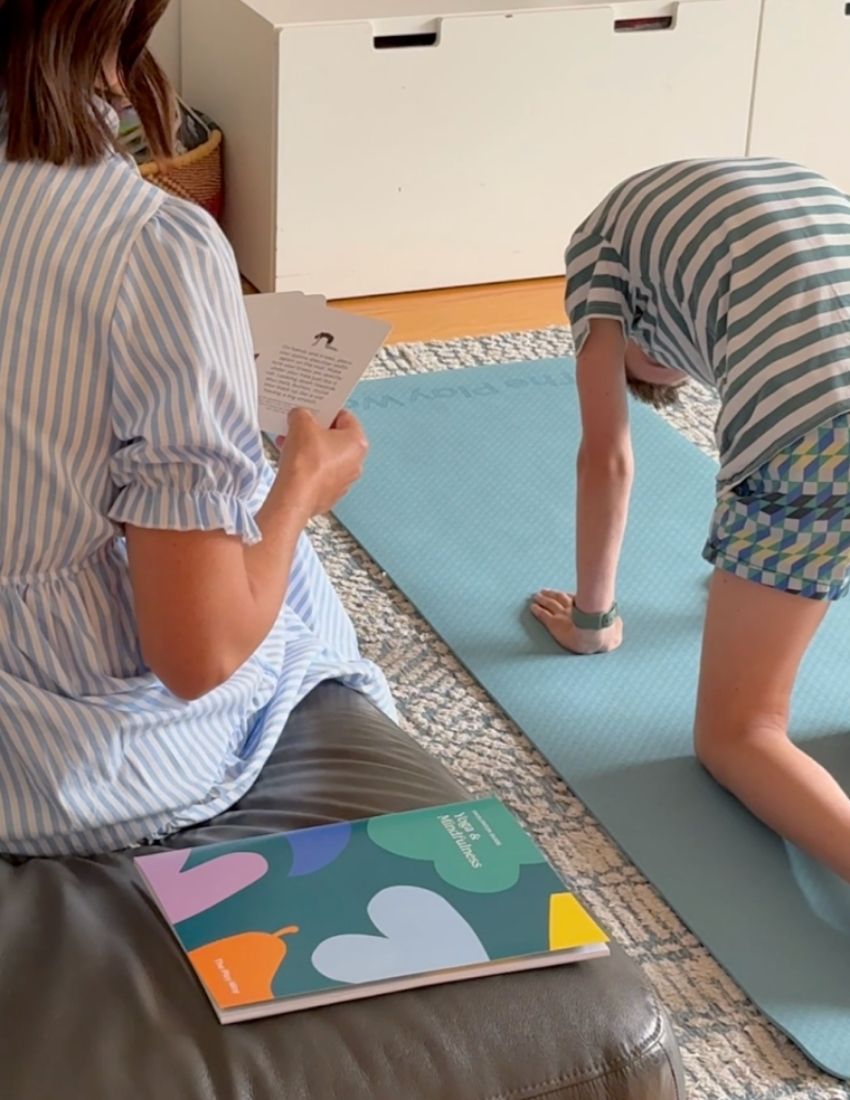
[335,358,850,1079]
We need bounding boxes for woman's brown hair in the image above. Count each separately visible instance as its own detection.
[0,0,175,165]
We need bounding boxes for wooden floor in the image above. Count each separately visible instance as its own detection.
[331,277,565,344]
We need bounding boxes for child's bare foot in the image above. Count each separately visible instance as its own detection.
[530,590,623,654]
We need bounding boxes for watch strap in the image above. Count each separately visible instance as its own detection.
[571,601,619,630]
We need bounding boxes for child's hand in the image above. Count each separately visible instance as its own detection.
[530,590,623,655]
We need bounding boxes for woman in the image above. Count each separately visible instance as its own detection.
[0,0,394,856]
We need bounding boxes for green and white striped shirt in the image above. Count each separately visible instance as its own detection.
[566,158,850,487]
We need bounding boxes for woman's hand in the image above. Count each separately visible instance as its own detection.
[530,590,623,655]
[274,408,369,520]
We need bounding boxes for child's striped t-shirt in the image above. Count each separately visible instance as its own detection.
[565,158,850,487]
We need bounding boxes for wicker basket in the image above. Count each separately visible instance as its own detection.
[140,112,224,222]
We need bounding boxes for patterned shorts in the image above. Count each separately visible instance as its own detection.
[704,414,850,601]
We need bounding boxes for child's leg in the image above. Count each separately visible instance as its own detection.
[695,568,850,882]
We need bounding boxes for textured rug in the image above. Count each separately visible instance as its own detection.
[309,327,850,1100]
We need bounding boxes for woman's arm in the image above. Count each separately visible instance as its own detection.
[126,410,367,701]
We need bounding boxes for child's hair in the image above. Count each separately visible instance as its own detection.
[626,377,684,410]
[0,0,175,166]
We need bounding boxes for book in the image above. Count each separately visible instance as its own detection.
[135,797,609,1024]
[244,291,392,439]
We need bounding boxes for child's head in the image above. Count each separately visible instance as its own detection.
[624,339,688,409]
[0,0,175,166]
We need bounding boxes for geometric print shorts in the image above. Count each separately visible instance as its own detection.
[703,413,850,601]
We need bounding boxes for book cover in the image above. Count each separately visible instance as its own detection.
[135,798,609,1023]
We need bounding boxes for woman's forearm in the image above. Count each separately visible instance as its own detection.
[244,481,310,620]
[575,444,634,614]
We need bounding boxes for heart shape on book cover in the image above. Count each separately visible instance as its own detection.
[311,885,489,984]
[140,849,269,924]
[367,802,544,893]
[287,821,352,877]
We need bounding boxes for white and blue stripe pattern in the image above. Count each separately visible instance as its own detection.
[566,158,850,487]
[0,119,394,857]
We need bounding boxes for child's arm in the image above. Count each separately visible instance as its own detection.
[531,318,632,654]
[574,319,633,616]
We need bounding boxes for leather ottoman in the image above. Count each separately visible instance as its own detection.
[0,682,685,1099]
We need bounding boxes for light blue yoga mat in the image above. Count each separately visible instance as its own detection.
[336,359,850,1079]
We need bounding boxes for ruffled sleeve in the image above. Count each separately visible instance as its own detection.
[108,198,266,544]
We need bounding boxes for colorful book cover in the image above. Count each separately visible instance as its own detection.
[135,798,609,1023]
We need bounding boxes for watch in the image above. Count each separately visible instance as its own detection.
[571,602,619,630]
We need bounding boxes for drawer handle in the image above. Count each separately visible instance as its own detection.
[614,16,674,32]
[374,32,438,49]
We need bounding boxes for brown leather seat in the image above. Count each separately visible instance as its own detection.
[0,681,685,1099]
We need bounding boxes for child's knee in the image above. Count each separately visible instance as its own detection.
[694,723,730,783]
[694,712,787,784]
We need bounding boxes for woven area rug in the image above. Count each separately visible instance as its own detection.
[309,326,850,1100]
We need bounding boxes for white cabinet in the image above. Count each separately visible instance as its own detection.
[183,1,762,296]
[749,0,850,194]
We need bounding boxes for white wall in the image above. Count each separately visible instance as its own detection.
[150,0,182,91]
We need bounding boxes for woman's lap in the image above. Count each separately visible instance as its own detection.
[159,681,467,850]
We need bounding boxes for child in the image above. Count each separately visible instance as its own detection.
[0,0,394,857]
[531,157,850,884]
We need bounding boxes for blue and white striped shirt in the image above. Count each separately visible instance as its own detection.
[0,114,394,857]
